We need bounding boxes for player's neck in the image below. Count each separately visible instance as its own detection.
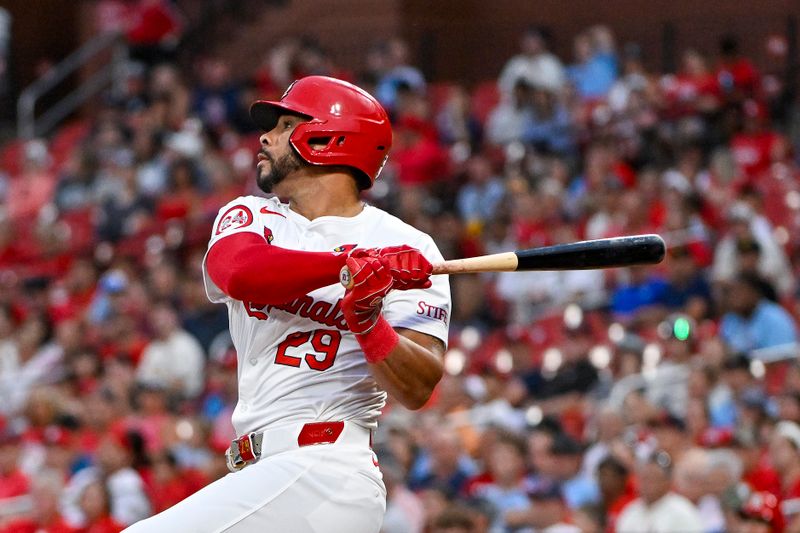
[282,171,363,221]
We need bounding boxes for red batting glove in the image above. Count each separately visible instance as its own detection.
[342,252,394,335]
[377,245,433,291]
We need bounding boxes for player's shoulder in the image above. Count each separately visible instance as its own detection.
[364,205,436,247]
[212,195,289,237]
[216,195,285,214]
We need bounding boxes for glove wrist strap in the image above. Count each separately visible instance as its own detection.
[355,315,399,364]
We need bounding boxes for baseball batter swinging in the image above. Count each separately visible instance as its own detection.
[125,76,451,532]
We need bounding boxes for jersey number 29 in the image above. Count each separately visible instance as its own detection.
[274,330,341,371]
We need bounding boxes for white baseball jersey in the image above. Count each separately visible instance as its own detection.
[202,195,451,437]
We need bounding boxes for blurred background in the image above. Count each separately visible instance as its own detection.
[1,1,800,532]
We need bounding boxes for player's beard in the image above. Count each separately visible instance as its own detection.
[256,149,306,194]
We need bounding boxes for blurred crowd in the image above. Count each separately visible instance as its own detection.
[1,1,800,531]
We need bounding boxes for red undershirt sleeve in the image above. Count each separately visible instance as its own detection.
[206,232,347,304]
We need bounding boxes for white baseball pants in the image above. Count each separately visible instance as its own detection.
[123,422,385,532]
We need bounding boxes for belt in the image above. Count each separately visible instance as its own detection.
[225,421,371,473]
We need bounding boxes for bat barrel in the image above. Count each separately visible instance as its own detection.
[514,234,666,271]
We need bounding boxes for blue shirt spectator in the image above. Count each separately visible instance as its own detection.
[719,273,798,354]
[611,269,670,318]
[456,155,506,224]
[523,89,574,155]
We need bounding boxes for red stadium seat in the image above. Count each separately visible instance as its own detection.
[426,82,457,117]
[470,80,500,125]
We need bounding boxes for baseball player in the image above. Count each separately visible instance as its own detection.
[125,76,451,532]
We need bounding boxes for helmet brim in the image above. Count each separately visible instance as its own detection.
[250,100,311,132]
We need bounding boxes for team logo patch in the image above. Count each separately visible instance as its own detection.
[333,244,357,254]
[216,205,254,235]
[264,227,274,243]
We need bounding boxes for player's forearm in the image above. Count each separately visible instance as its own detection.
[207,233,347,303]
[366,327,444,410]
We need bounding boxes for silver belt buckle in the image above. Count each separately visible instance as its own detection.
[225,445,246,472]
[226,432,261,473]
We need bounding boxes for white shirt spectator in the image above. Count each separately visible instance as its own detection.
[137,328,205,398]
[486,102,532,146]
[61,466,152,527]
[0,340,64,415]
[498,53,566,96]
[381,485,425,533]
[616,492,704,533]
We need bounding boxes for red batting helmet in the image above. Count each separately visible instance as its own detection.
[250,76,392,189]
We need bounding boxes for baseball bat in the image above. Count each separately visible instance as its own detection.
[339,234,666,289]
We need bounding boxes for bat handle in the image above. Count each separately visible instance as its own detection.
[340,263,447,290]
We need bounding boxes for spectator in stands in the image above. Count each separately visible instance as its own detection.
[380,459,425,533]
[145,450,207,514]
[0,469,73,532]
[136,302,205,399]
[407,426,478,498]
[731,100,782,181]
[0,313,61,416]
[435,85,483,153]
[465,431,530,531]
[0,425,30,521]
[712,201,793,297]
[77,479,126,533]
[608,43,651,114]
[523,87,574,156]
[616,450,704,533]
[125,0,182,66]
[54,147,98,213]
[662,49,721,118]
[375,38,425,113]
[768,421,800,529]
[455,155,506,228]
[5,140,56,223]
[594,454,636,533]
[62,425,151,528]
[95,152,154,243]
[663,245,713,320]
[672,448,727,533]
[610,266,669,325]
[498,27,565,98]
[567,28,618,101]
[392,116,450,187]
[719,272,798,354]
[688,363,737,429]
[736,490,785,533]
[428,505,480,533]
[549,433,600,510]
[291,38,333,79]
[486,79,534,147]
[715,34,760,102]
[511,477,582,533]
[192,58,242,131]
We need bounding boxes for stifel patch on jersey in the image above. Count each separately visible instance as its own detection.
[216,205,254,235]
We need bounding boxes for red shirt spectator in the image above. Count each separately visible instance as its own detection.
[392,117,450,186]
[731,102,782,181]
[145,452,207,513]
[126,0,181,47]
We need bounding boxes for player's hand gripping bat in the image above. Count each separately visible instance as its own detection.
[339,234,666,289]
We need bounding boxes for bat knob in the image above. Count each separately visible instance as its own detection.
[339,266,354,290]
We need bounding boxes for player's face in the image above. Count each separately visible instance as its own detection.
[256,115,309,194]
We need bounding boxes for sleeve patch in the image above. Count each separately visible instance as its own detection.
[216,205,254,235]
